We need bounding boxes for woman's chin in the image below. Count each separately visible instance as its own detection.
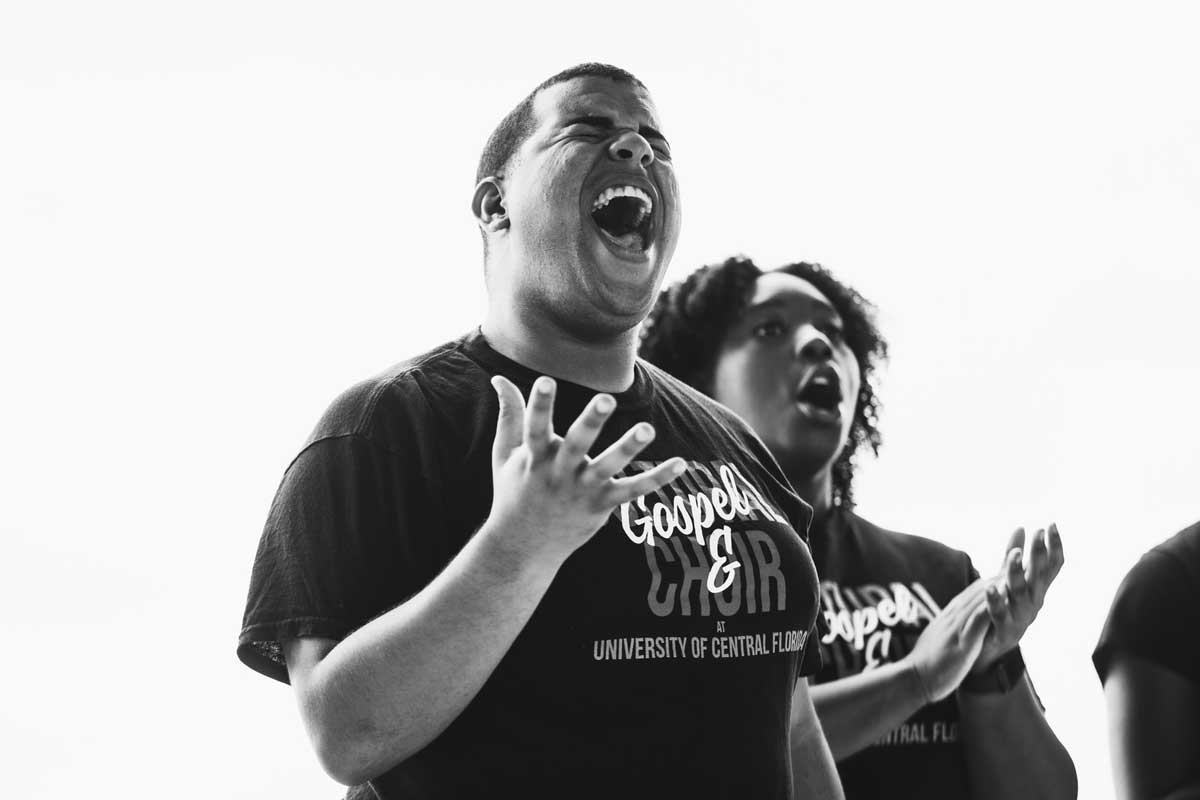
[771,437,844,483]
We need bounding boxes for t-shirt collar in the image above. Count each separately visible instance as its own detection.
[459,327,655,411]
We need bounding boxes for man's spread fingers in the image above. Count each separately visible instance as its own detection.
[556,394,615,473]
[588,422,657,480]
[523,376,557,460]
[491,375,526,463]
[607,458,688,505]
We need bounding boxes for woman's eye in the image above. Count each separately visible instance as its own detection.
[752,320,787,338]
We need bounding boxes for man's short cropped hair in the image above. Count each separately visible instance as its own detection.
[475,63,646,184]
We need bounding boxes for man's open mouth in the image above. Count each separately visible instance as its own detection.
[591,184,653,252]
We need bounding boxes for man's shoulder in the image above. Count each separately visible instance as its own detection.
[305,334,490,450]
[641,359,811,529]
[640,358,755,436]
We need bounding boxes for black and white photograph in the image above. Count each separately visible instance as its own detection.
[4,2,1199,798]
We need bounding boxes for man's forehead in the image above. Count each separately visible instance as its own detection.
[532,76,661,127]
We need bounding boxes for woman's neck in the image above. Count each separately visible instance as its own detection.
[786,467,834,518]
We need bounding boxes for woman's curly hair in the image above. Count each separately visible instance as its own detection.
[639,256,888,507]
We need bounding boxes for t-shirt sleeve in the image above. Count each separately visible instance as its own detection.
[1093,549,1200,684]
[965,555,980,585]
[237,430,435,684]
[798,620,824,677]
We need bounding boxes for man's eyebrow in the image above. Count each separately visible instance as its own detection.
[565,115,616,129]
[564,115,670,143]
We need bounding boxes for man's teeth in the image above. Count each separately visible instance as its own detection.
[591,184,653,215]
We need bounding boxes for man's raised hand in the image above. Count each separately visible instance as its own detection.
[486,375,687,568]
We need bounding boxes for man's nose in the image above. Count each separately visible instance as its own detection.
[795,327,833,361]
[608,129,655,167]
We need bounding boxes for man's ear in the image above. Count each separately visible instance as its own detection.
[472,177,509,234]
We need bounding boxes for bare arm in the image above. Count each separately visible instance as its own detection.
[283,376,686,785]
[960,525,1076,800]
[810,578,994,760]
[283,527,558,784]
[808,662,925,761]
[1104,653,1200,800]
[958,675,1077,800]
[790,676,845,800]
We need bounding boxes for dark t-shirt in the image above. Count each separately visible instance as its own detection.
[1093,520,1200,685]
[238,330,823,799]
[808,507,978,799]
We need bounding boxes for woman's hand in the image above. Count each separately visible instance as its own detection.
[972,524,1065,673]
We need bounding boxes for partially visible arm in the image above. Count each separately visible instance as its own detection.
[283,376,686,785]
[810,577,994,761]
[1104,653,1200,800]
[957,675,1077,800]
[790,677,845,800]
[283,523,561,785]
[808,661,926,760]
[958,525,1076,799]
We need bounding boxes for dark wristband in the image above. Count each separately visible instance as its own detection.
[960,648,1026,695]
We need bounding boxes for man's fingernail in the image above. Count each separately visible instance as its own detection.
[635,424,654,442]
[595,395,614,413]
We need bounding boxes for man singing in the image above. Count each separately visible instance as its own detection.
[237,63,841,799]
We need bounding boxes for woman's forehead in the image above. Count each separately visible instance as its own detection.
[748,272,836,312]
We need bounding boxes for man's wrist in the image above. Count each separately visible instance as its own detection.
[471,516,565,584]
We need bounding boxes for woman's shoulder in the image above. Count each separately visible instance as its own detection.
[836,507,972,573]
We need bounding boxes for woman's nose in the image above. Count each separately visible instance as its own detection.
[795,327,833,361]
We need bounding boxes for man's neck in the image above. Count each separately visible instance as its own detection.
[481,306,639,393]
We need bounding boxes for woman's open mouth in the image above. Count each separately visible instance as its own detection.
[795,372,844,423]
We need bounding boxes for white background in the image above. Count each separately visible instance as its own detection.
[3,2,1198,798]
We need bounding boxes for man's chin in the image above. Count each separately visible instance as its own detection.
[582,234,661,296]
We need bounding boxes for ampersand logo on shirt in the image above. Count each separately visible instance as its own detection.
[613,461,794,615]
